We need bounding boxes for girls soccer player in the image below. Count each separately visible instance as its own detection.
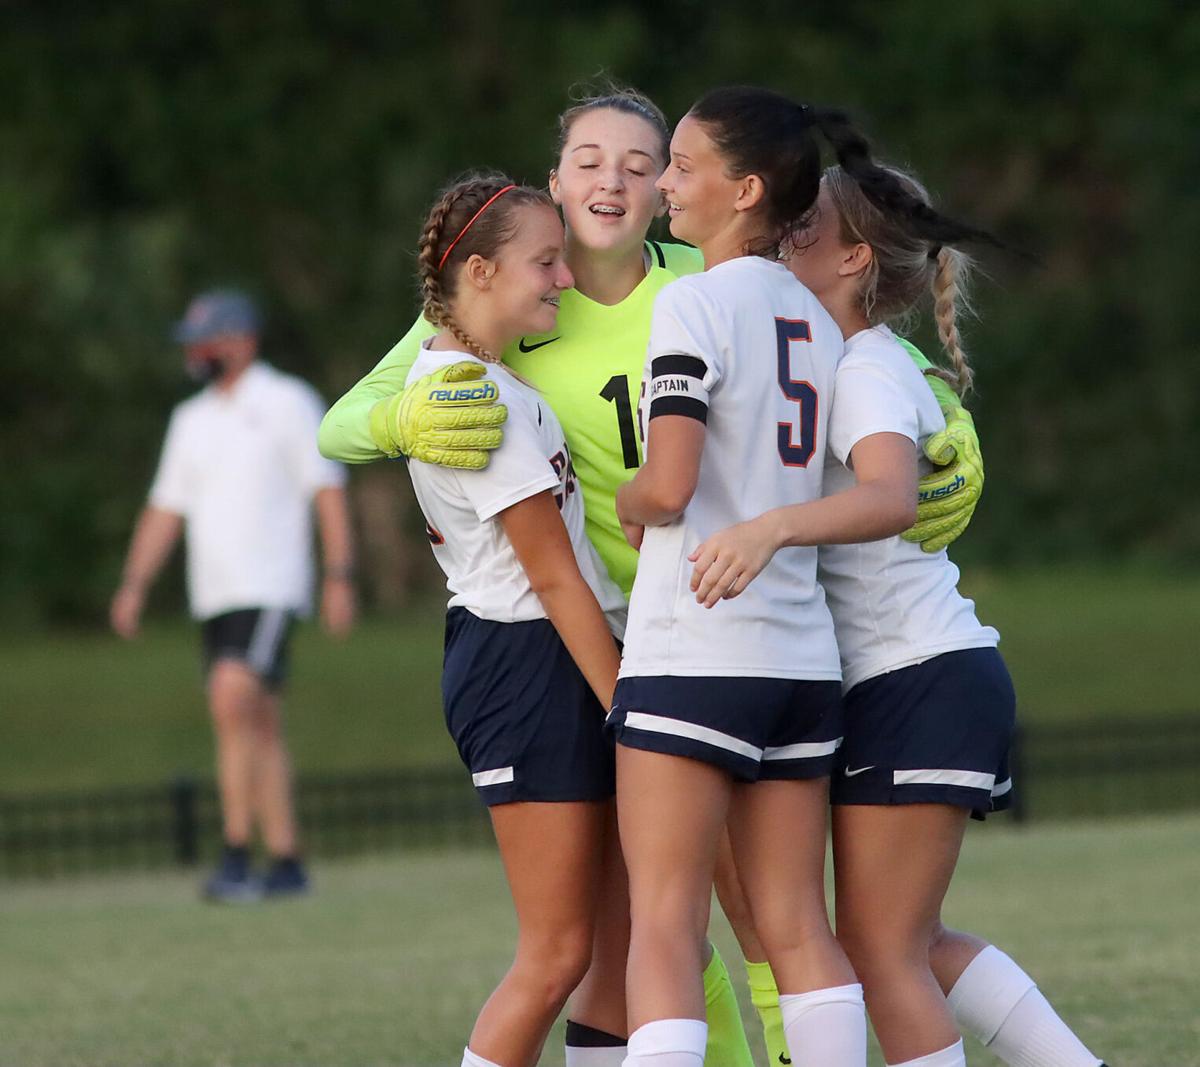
[607,86,950,1067]
[403,172,628,1067]
[690,164,1106,1067]
[322,87,766,1067]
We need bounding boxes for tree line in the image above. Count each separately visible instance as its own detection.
[3,0,1196,624]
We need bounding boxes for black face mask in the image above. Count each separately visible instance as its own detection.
[185,356,224,384]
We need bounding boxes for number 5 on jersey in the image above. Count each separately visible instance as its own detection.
[776,318,818,467]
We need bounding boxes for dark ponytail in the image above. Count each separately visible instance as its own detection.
[811,107,1003,254]
[688,87,1002,259]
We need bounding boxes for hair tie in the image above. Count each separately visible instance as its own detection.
[438,185,516,271]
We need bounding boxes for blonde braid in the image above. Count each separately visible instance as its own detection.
[416,186,495,363]
[931,247,975,396]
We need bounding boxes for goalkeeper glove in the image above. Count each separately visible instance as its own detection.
[902,401,984,553]
[368,362,507,470]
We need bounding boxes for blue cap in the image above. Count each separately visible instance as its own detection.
[172,289,262,344]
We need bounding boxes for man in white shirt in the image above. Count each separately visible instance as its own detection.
[110,289,356,902]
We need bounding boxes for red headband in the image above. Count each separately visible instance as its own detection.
[437,185,517,271]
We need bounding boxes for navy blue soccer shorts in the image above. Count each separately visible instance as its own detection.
[607,674,843,782]
[442,607,616,806]
[830,646,1016,818]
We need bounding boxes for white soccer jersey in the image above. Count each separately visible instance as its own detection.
[148,361,346,620]
[405,347,626,630]
[819,326,999,691]
[620,256,843,680]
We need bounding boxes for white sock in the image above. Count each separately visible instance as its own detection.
[887,1039,966,1067]
[461,1048,505,1067]
[779,983,866,1067]
[622,1019,707,1067]
[567,1047,627,1067]
[947,946,1102,1067]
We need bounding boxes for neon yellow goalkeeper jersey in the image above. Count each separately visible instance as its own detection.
[318,240,706,596]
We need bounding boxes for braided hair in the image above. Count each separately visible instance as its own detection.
[416,172,555,362]
[824,163,977,395]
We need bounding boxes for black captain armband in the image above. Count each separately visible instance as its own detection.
[647,353,709,423]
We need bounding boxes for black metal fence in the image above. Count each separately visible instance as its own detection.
[2,715,1198,879]
[0,766,491,879]
[1010,715,1200,821]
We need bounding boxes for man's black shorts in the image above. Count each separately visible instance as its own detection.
[201,608,295,691]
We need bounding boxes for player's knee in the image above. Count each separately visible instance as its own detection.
[631,873,711,932]
[838,916,926,981]
[755,907,837,964]
[515,926,594,1004]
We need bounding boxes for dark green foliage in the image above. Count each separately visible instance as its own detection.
[4,1,1197,622]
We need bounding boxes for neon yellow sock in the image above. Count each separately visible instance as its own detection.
[702,943,755,1067]
[746,959,791,1066]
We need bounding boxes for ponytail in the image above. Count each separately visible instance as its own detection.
[931,246,975,395]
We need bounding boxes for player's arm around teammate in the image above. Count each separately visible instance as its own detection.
[610,89,935,1067]
[402,173,631,1067]
[694,165,1106,1067]
[316,87,985,562]
[802,166,1106,1067]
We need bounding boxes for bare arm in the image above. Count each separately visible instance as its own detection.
[314,486,357,637]
[759,433,917,549]
[614,415,707,539]
[689,433,917,608]
[110,506,184,638]
[499,491,621,710]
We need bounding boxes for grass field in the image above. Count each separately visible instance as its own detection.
[3,566,1199,795]
[1,811,1197,1067]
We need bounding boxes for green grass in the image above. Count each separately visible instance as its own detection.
[0,812,1196,1067]
[958,566,1200,723]
[3,567,1199,794]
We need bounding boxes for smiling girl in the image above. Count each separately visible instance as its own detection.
[403,172,628,1067]
[605,86,1015,1067]
[322,88,760,1067]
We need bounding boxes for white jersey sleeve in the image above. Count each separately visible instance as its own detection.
[643,282,723,425]
[454,401,561,521]
[405,349,625,626]
[828,344,931,463]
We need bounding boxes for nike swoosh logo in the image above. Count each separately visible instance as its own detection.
[778,1055,791,1065]
[517,336,560,353]
[843,765,875,777]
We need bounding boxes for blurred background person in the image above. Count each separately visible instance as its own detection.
[109,288,357,902]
